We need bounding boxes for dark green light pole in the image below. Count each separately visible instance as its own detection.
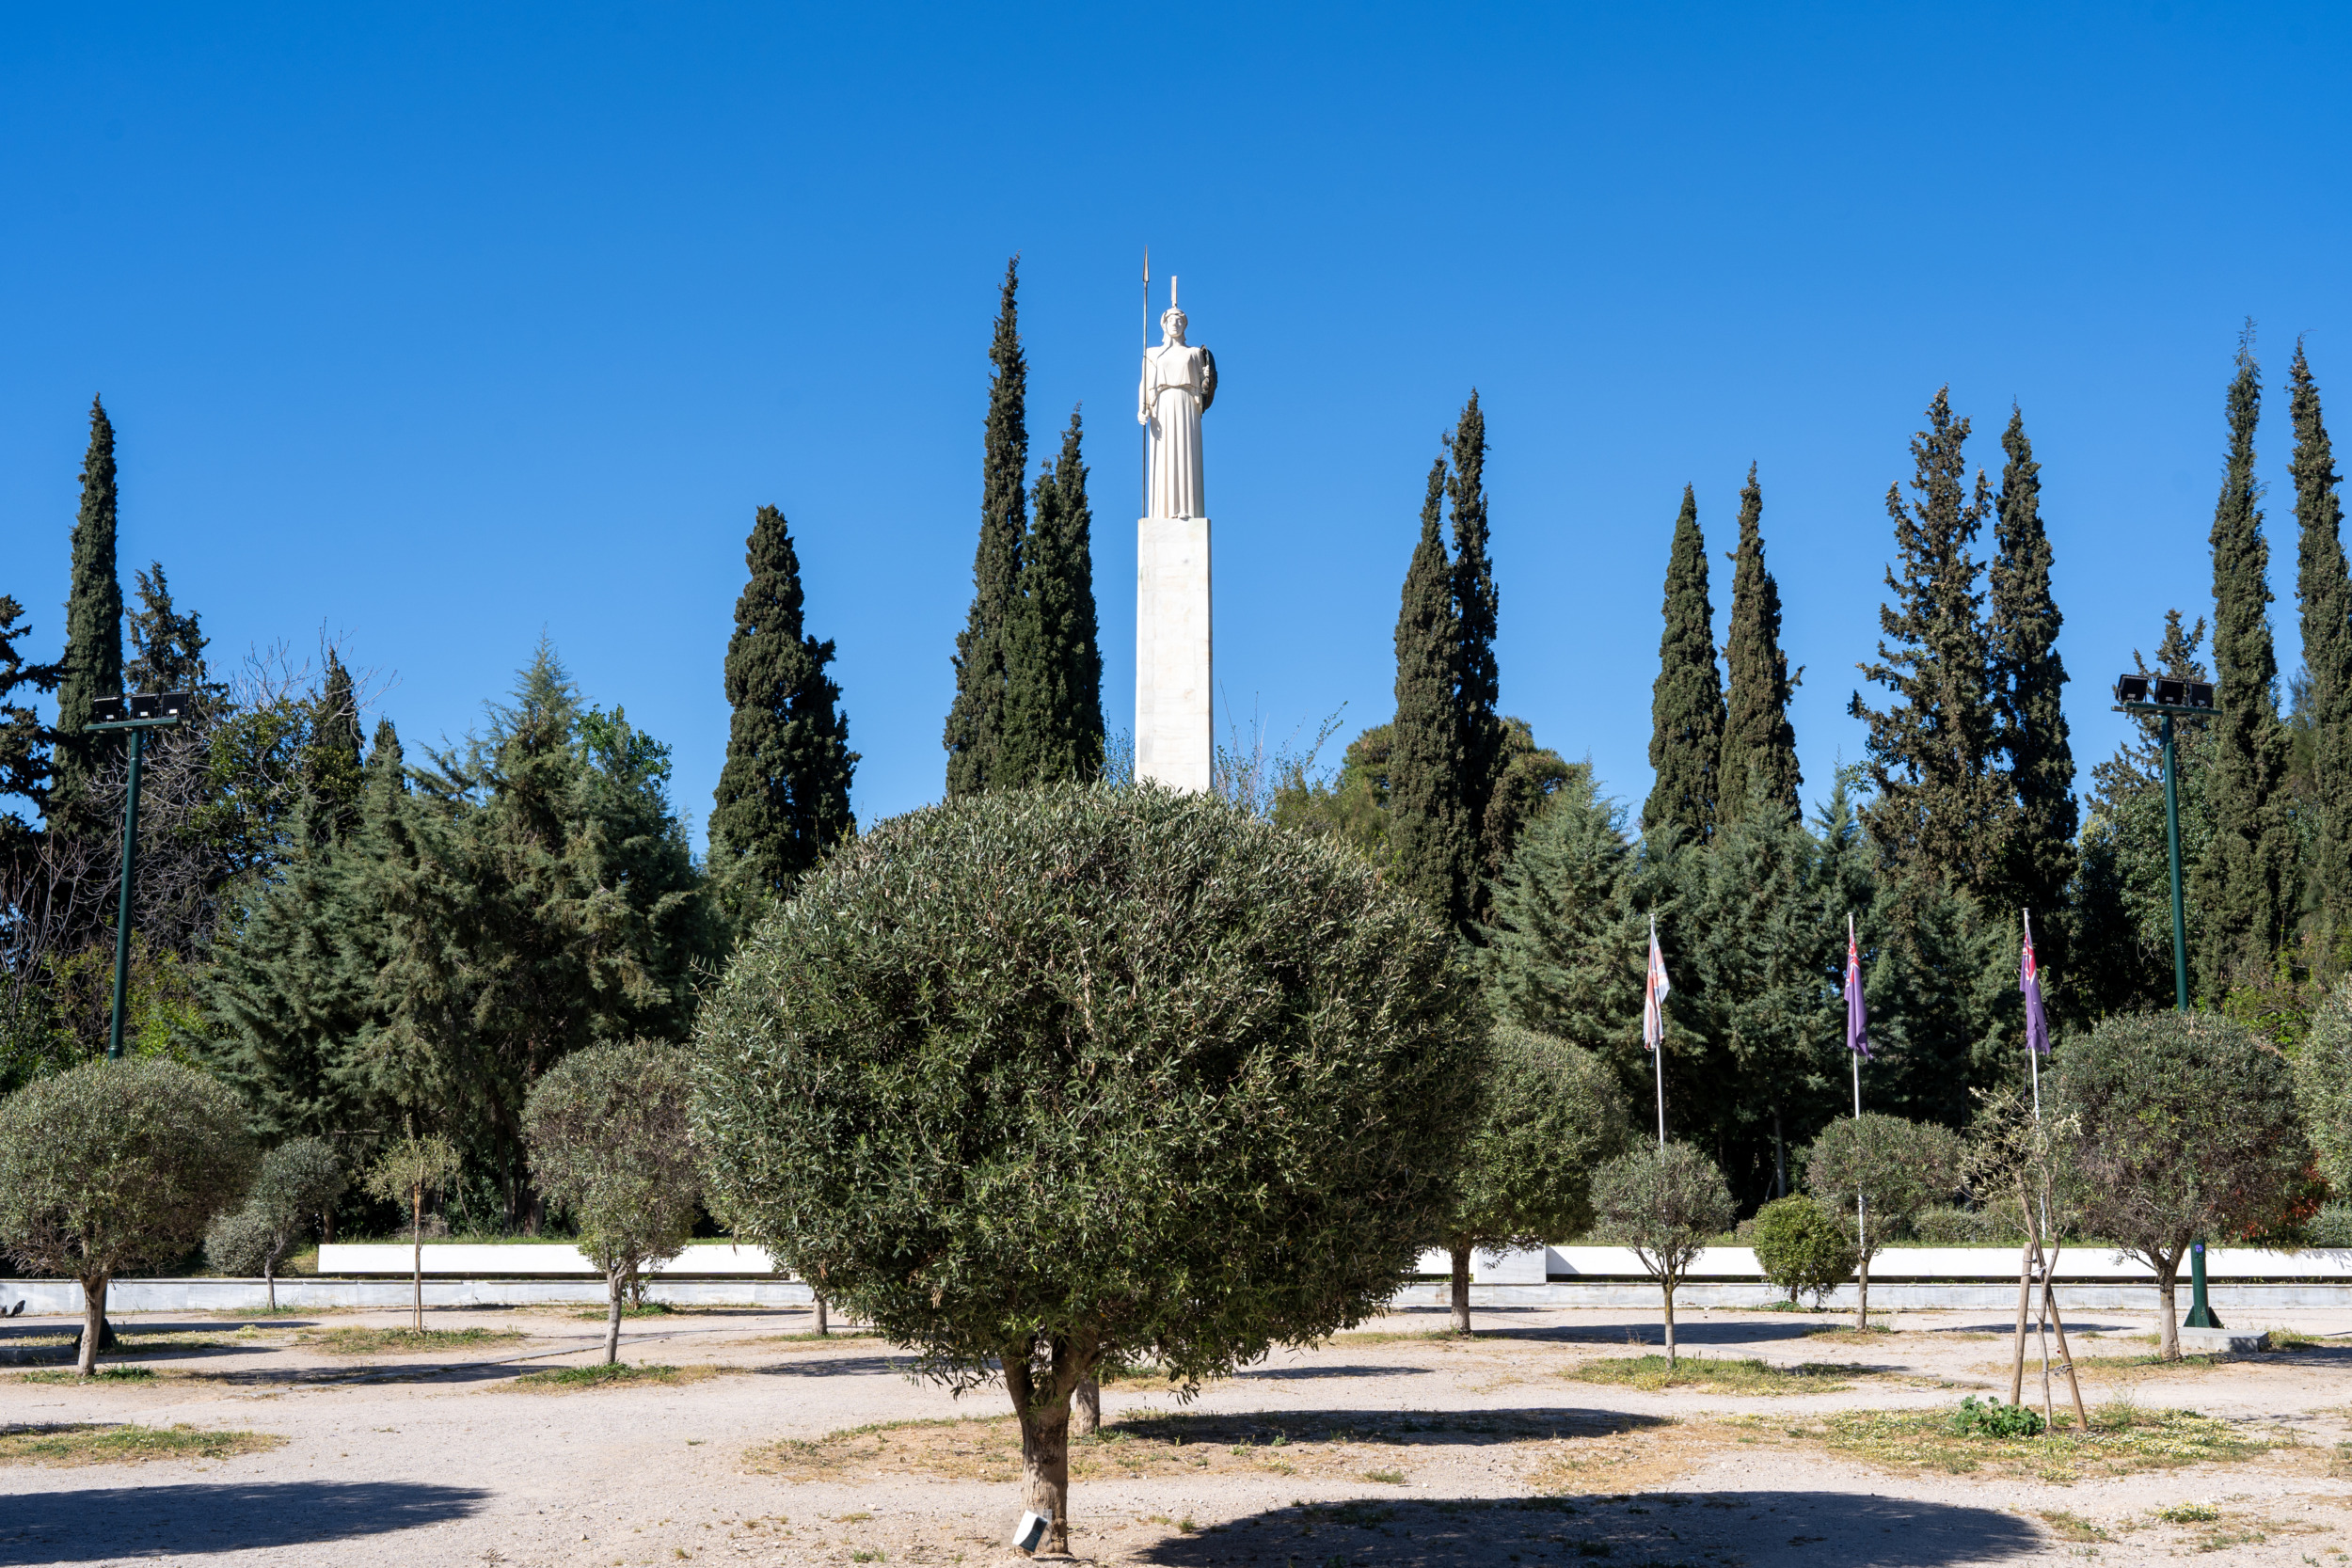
[2114,673,2218,1328]
[85,692,189,1061]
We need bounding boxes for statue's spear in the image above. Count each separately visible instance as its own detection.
[1140,245,1150,518]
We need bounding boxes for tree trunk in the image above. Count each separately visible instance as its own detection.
[1661,1281,1677,1366]
[265,1254,277,1312]
[1006,1357,1074,1557]
[410,1182,424,1333]
[814,1291,829,1336]
[76,1275,107,1376]
[1072,1376,1101,1438]
[1772,1106,1787,1198]
[1449,1243,1472,1335]
[1855,1249,1872,1331]
[2156,1256,2182,1360]
[322,1204,334,1245]
[606,1268,624,1366]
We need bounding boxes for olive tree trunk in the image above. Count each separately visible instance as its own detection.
[264,1254,278,1312]
[409,1182,424,1333]
[1003,1338,1093,1558]
[813,1291,829,1336]
[1449,1243,1472,1335]
[76,1274,108,1376]
[605,1266,627,1365]
[2154,1249,2183,1360]
[1659,1276,1677,1366]
[1072,1377,1101,1438]
[1854,1249,1873,1330]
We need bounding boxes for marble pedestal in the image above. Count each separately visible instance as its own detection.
[1135,515,1212,791]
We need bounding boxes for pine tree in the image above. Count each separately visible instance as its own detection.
[53,397,123,817]
[943,258,1027,798]
[1716,465,1801,828]
[1851,388,2005,898]
[1988,406,2078,927]
[1002,407,1104,784]
[1449,392,1505,882]
[2193,329,2296,993]
[0,598,61,842]
[1388,456,1470,928]
[1642,485,1724,846]
[2292,341,2352,963]
[710,506,859,900]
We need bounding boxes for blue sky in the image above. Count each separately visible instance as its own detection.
[4,3,2348,839]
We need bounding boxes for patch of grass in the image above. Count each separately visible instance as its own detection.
[510,1362,728,1390]
[2159,1503,2221,1524]
[297,1326,523,1356]
[1095,1359,1179,1386]
[2038,1509,2109,1542]
[1763,1401,2272,1482]
[13,1365,155,1384]
[571,1303,679,1320]
[0,1422,285,1466]
[2265,1327,2327,1351]
[1565,1355,1866,1395]
[755,1330,882,1346]
[1332,1329,1474,1344]
[1362,1467,1407,1483]
[1803,1320,1897,1344]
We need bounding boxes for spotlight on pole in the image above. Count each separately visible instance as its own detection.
[2114,673,2150,705]
[86,690,192,1061]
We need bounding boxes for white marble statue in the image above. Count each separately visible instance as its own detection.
[1137,283,1216,520]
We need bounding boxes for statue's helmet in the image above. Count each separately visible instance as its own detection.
[1160,305,1187,337]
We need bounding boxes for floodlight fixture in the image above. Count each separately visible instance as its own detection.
[2185,680,2215,709]
[2114,673,2150,705]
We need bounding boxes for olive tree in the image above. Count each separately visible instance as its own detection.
[363,1131,460,1333]
[0,1059,255,1374]
[2295,976,2352,1196]
[526,1038,700,1365]
[1434,1024,1629,1333]
[2052,1008,2307,1359]
[205,1137,345,1309]
[1804,1113,1963,1328]
[1589,1141,1735,1364]
[691,784,1481,1556]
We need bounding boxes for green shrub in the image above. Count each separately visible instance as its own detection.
[1946,1395,2043,1438]
[1590,1142,1735,1364]
[1749,1196,1855,1306]
[1909,1205,2019,1245]
[2307,1203,2352,1248]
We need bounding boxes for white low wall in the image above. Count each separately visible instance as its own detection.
[1415,1244,2352,1283]
[316,1242,786,1277]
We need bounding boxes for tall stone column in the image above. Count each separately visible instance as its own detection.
[1136,516,1211,790]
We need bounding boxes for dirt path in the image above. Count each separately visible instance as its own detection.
[0,1300,2345,1565]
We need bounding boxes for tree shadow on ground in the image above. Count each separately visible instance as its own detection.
[1134,1489,2041,1567]
[1236,1364,1432,1381]
[749,1354,921,1378]
[1109,1407,1666,1449]
[1455,1318,1827,1346]
[0,1480,488,1563]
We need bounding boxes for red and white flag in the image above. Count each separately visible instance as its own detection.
[1643,916,1670,1053]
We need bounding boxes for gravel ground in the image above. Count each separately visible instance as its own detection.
[0,1298,2346,1566]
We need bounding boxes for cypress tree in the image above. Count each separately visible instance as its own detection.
[1988,406,2078,925]
[1388,456,1470,929]
[943,258,1028,798]
[1450,392,1505,879]
[1851,388,2004,897]
[303,651,367,847]
[125,563,212,697]
[1716,465,1801,828]
[2193,330,2296,992]
[1642,485,1724,846]
[2292,341,2352,962]
[53,397,123,818]
[711,505,859,898]
[1002,407,1104,784]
